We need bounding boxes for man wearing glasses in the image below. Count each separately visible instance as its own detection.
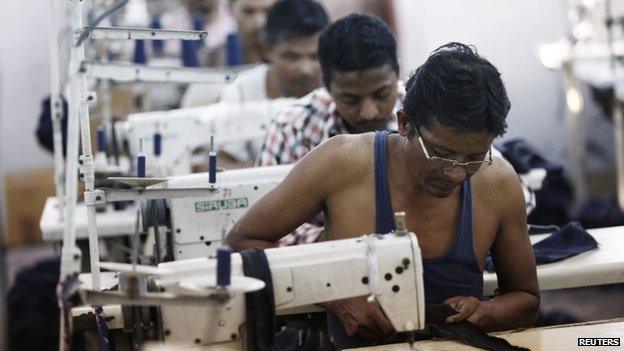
[227,43,540,348]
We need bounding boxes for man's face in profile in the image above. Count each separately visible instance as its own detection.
[230,0,276,46]
[328,64,399,134]
[268,33,322,98]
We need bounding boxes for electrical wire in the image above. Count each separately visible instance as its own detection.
[76,0,130,46]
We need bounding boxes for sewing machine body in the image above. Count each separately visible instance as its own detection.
[40,197,138,241]
[117,99,294,176]
[85,232,426,349]
[40,164,292,257]
[153,165,292,259]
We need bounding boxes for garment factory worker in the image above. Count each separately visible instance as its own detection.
[256,13,404,246]
[228,0,277,64]
[220,0,330,103]
[227,42,540,348]
[181,0,278,107]
[182,0,327,109]
[200,0,329,166]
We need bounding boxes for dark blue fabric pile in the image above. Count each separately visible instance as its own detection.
[486,221,598,272]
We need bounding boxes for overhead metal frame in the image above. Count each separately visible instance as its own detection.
[87,26,206,41]
[61,0,213,291]
[82,62,236,84]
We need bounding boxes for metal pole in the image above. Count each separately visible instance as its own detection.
[563,62,587,209]
[598,0,624,211]
[99,65,113,162]
[61,0,83,282]
[48,0,66,219]
[604,0,624,213]
[614,86,624,212]
[72,0,102,291]
[0,65,8,351]
[59,1,85,347]
[62,0,101,288]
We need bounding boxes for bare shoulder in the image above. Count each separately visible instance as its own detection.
[472,154,524,211]
[302,133,373,169]
[294,133,374,187]
[478,154,519,185]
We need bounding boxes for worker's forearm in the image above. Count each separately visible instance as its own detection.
[482,291,540,331]
[226,236,277,252]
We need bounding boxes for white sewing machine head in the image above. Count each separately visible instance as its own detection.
[116,99,295,176]
[85,228,426,350]
[143,165,292,260]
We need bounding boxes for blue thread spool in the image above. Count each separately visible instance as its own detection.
[153,132,162,157]
[150,15,164,54]
[208,155,217,183]
[133,40,147,64]
[137,156,146,178]
[181,12,205,67]
[226,32,243,66]
[208,135,217,184]
[181,41,200,67]
[192,12,205,45]
[137,139,146,178]
[216,246,231,286]
[97,126,107,153]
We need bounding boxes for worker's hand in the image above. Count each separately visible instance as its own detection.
[327,296,395,341]
[444,296,495,329]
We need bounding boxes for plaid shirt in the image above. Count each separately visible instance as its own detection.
[257,86,403,245]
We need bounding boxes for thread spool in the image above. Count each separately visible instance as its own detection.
[97,126,107,153]
[181,12,204,68]
[133,40,147,64]
[181,40,199,67]
[137,139,146,178]
[216,246,231,286]
[209,135,217,184]
[226,32,243,66]
[153,132,162,157]
[150,14,164,54]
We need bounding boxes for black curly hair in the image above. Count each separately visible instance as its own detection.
[404,42,510,137]
[264,0,329,46]
[318,13,399,88]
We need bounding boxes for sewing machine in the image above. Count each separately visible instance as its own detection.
[72,227,624,351]
[146,165,291,259]
[115,99,295,176]
[81,220,426,349]
[40,98,295,242]
[39,165,290,252]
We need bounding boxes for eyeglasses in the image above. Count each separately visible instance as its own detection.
[415,127,493,174]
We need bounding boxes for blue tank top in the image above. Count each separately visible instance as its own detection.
[327,131,484,349]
